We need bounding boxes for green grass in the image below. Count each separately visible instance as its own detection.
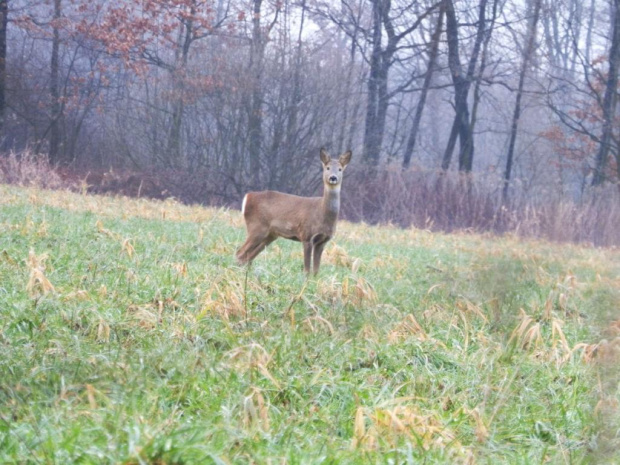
[1,184,619,464]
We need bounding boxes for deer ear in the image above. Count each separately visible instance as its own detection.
[320,148,331,165]
[339,150,352,167]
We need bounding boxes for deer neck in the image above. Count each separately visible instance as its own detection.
[321,184,341,223]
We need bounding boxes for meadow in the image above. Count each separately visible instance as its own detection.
[0,184,619,464]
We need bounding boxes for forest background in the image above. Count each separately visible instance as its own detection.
[0,0,619,245]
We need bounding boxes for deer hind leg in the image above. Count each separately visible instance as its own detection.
[235,237,254,264]
[236,233,275,264]
[236,220,268,264]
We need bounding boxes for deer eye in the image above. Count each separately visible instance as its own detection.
[326,167,330,170]
[338,168,342,171]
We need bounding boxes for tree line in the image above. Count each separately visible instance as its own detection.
[0,0,618,204]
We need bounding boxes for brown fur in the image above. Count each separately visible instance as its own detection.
[236,148,352,274]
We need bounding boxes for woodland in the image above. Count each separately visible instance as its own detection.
[0,0,619,244]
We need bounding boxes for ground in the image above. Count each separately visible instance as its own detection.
[0,184,619,463]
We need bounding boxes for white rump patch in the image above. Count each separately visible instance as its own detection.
[241,194,248,214]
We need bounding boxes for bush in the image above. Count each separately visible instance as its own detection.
[0,150,66,189]
[2,151,618,247]
[342,167,620,247]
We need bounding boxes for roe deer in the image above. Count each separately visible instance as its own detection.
[236,148,352,274]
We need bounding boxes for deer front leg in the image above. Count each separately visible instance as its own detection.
[303,241,313,274]
[312,240,328,275]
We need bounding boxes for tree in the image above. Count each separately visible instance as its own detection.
[469,0,499,140]
[0,0,8,139]
[247,0,279,186]
[441,0,488,172]
[503,0,542,202]
[402,1,444,169]
[592,0,620,185]
[48,0,62,165]
[362,0,439,166]
[544,0,620,186]
[79,0,232,168]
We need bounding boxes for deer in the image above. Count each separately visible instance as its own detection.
[236,148,352,275]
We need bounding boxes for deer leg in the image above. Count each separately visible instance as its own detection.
[235,237,258,264]
[303,241,313,274]
[312,240,328,275]
[236,234,274,264]
[244,236,276,263]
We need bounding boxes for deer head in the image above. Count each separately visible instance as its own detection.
[321,148,352,190]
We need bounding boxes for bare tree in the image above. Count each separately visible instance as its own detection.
[247,0,279,186]
[358,0,439,165]
[592,0,620,185]
[3,0,620,242]
[48,0,62,165]
[469,0,499,139]
[441,0,488,172]
[503,0,542,202]
[0,0,7,139]
[402,2,445,169]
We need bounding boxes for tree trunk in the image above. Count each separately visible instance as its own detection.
[584,0,596,80]
[284,0,305,156]
[167,5,194,167]
[346,79,363,152]
[49,0,63,165]
[337,9,361,155]
[592,0,620,186]
[362,0,383,165]
[443,0,487,172]
[167,98,184,166]
[502,0,541,201]
[0,0,8,140]
[441,117,459,170]
[248,0,266,186]
[403,4,444,169]
[374,62,389,160]
[470,0,499,137]
[362,0,437,167]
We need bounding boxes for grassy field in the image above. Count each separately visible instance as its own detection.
[1,184,619,464]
